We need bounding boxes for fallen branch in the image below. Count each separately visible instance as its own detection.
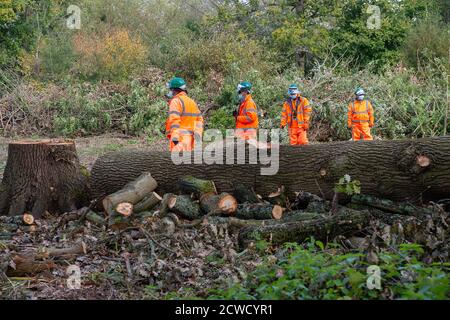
[6,255,56,277]
[351,194,434,218]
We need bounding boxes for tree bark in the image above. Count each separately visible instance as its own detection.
[133,192,162,213]
[233,183,262,204]
[0,140,89,218]
[90,136,450,203]
[168,195,202,220]
[177,176,217,197]
[238,208,371,248]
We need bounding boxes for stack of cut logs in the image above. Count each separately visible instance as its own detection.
[96,172,448,249]
[97,173,382,248]
[0,213,38,240]
[102,173,285,229]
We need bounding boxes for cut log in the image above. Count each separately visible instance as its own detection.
[177,176,217,197]
[233,183,262,204]
[37,242,87,260]
[199,192,238,215]
[158,193,176,217]
[134,192,162,213]
[103,172,157,228]
[102,172,157,217]
[168,195,201,220]
[6,255,56,277]
[235,203,284,220]
[116,202,133,217]
[22,213,34,225]
[238,208,371,248]
[91,136,450,203]
[0,140,89,218]
[266,186,287,207]
[1,215,39,234]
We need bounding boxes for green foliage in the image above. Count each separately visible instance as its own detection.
[0,0,449,140]
[202,241,449,300]
[335,174,361,195]
[0,0,66,67]
[402,15,450,71]
[207,107,235,135]
[49,80,165,137]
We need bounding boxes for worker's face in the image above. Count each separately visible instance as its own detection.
[165,90,174,99]
[238,90,246,102]
[356,94,365,101]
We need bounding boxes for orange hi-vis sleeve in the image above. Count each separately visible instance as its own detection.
[236,94,259,129]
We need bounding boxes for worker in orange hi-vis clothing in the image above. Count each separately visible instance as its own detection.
[348,87,374,141]
[233,81,259,140]
[280,84,312,145]
[165,77,203,151]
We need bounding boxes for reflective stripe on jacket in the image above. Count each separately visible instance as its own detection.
[347,100,374,127]
[281,95,311,129]
[236,94,259,130]
[166,92,203,141]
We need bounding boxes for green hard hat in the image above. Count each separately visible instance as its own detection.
[167,77,187,90]
[237,81,252,93]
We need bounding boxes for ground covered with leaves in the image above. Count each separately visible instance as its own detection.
[0,195,448,300]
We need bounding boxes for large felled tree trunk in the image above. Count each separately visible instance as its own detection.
[91,136,450,203]
[0,140,90,217]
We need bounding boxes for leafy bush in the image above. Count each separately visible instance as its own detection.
[72,29,147,81]
[204,241,449,300]
[168,31,274,83]
[402,16,450,71]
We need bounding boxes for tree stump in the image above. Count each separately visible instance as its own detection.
[0,140,90,218]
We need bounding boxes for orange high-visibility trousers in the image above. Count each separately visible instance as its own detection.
[351,124,373,141]
[288,127,308,145]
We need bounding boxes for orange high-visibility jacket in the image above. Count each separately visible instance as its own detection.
[165,92,203,142]
[281,95,312,129]
[236,94,259,130]
[348,100,374,128]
